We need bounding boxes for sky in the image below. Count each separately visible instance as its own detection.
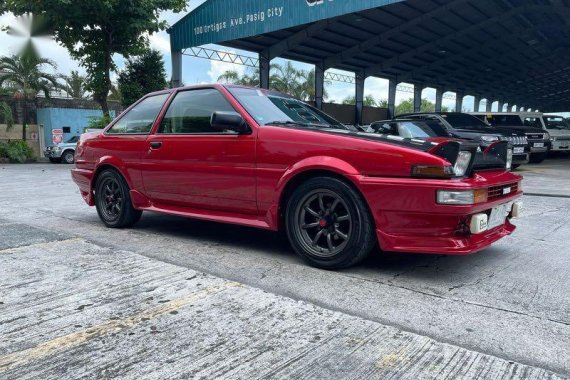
[0,1,566,115]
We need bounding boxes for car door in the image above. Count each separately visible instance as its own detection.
[140,88,257,215]
[93,93,171,189]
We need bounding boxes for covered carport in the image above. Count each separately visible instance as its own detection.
[168,0,570,124]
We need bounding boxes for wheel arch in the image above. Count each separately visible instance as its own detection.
[91,158,134,192]
[274,157,369,230]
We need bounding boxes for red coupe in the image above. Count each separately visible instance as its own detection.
[72,84,523,269]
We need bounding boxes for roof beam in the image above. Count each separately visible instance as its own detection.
[362,4,568,78]
[264,19,332,59]
[321,0,472,70]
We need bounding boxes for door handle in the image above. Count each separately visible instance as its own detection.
[149,142,162,149]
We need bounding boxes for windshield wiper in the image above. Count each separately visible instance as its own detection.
[265,120,332,128]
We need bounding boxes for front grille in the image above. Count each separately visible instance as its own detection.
[488,183,518,201]
[526,133,546,140]
[506,136,528,146]
[556,136,570,141]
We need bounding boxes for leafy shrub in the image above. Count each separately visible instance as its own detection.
[0,140,35,163]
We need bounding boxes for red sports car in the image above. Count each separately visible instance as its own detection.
[72,84,523,269]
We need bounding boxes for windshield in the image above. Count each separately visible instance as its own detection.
[442,113,491,130]
[544,116,570,130]
[484,115,525,127]
[398,121,438,138]
[228,87,346,129]
[65,136,79,144]
[523,117,543,128]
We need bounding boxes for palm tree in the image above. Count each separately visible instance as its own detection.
[62,71,88,99]
[0,45,59,140]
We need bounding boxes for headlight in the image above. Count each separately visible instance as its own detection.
[544,133,550,140]
[481,135,499,142]
[551,136,557,142]
[506,148,513,170]
[437,189,488,205]
[453,151,472,176]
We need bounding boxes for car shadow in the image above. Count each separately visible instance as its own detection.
[131,211,508,284]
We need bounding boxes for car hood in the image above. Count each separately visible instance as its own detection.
[287,126,440,152]
[491,125,544,136]
[546,129,570,136]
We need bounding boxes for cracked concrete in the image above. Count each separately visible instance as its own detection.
[1,160,570,378]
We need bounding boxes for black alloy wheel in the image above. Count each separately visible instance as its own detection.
[286,177,376,269]
[95,170,142,228]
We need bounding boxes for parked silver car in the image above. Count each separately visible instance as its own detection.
[44,136,79,164]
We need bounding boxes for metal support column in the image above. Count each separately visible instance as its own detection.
[473,96,480,112]
[486,99,493,112]
[315,65,325,110]
[435,88,443,112]
[171,50,183,88]
[259,53,270,89]
[355,74,365,126]
[388,79,397,118]
[498,101,505,112]
[455,91,464,112]
[413,84,422,112]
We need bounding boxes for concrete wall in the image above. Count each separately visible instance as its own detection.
[312,102,389,125]
[0,124,41,158]
[37,108,115,149]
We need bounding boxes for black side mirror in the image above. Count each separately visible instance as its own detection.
[211,111,250,134]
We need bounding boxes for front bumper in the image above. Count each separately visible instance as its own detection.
[512,153,529,164]
[551,140,570,151]
[44,149,63,158]
[357,171,523,255]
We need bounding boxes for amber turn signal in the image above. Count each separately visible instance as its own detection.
[411,165,454,179]
[474,188,488,204]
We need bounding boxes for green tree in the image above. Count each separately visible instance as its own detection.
[396,98,450,115]
[118,49,167,107]
[342,95,387,107]
[0,48,59,140]
[62,71,88,99]
[3,0,186,117]
[0,101,14,130]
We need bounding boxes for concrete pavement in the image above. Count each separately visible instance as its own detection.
[0,161,569,379]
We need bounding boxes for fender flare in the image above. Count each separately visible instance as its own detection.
[265,156,361,229]
[91,156,135,190]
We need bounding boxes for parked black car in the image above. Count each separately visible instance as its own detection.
[471,113,551,163]
[394,113,530,167]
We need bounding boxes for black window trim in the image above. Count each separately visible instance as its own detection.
[104,91,172,136]
[156,87,243,136]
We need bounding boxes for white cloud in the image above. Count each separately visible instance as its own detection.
[149,32,171,54]
[206,50,247,82]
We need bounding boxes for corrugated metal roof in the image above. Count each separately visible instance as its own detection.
[170,0,570,111]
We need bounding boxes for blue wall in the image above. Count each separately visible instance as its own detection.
[37,108,115,147]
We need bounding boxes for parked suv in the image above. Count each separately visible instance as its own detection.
[471,113,550,163]
[523,114,570,153]
[395,112,529,167]
[44,135,79,164]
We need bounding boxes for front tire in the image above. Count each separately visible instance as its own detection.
[95,170,142,228]
[285,177,376,269]
[529,152,547,164]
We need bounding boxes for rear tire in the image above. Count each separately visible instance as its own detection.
[285,177,376,269]
[95,169,142,228]
[529,152,547,164]
[62,150,75,164]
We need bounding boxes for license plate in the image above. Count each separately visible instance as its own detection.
[534,143,544,148]
[513,147,524,154]
[487,202,513,230]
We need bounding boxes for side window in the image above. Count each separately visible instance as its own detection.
[158,88,236,134]
[107,94,169,134]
